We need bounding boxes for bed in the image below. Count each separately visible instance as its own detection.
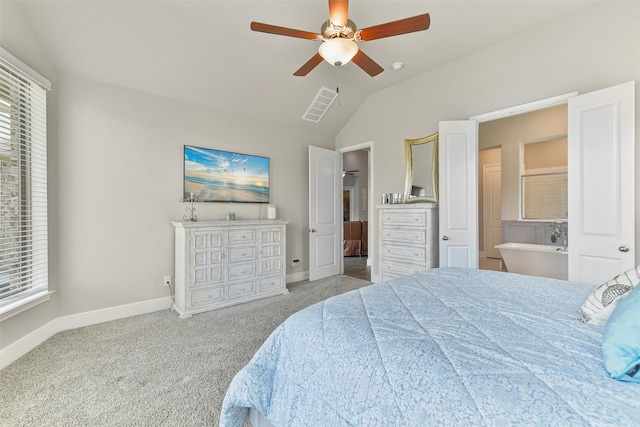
[220,267,640,427]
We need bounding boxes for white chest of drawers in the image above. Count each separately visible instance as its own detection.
[172,219,288,317]
[378,204,438,282]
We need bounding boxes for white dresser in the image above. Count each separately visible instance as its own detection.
[172,219,288,317]
[378,204,438,281]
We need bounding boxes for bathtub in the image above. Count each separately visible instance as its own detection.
[495,242,568,280]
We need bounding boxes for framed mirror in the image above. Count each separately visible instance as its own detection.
[403,133,439,203]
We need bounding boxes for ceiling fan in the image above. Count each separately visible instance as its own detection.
[343,169,359,176]
[250,0,430,77]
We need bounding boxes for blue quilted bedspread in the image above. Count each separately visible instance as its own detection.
[220,268,640,426]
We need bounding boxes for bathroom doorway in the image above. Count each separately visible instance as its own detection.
[477,105,567,273]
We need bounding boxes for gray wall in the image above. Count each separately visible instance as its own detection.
[336,1,640,278]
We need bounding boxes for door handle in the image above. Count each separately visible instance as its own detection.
[619,245,630,252]
[309,229,317,233]
[442,235,449,241]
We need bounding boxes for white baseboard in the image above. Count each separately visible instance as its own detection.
[286,271,309,283]
[1,296,173,370]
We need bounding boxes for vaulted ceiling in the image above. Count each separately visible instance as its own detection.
[11,0,595,137]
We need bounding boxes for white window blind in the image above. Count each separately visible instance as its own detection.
[0,50,49,314]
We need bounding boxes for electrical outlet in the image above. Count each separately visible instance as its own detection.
[288,257,301,268]
[163,275,172,287]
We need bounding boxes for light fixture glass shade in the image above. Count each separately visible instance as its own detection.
[318,38,358,67]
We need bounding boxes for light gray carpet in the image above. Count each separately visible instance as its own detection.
[0,275,371,427]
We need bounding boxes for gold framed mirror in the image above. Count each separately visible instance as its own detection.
[403,133,439,203]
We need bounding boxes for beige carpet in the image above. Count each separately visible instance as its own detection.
[0,275,371,427]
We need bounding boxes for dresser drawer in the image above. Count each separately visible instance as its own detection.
[190,286,224,307]
[382,245,426,262]
[381,211,426,226]
[382,260,426,277]
[381,228,426,245]
[258,276,283,292]
[227,280,256,300]
[228,246,256,263]
[228,229,256,246]
[228,263,256,280]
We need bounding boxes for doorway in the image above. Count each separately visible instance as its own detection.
[479,147,503,271]
[341,146,372,282]
[477,106,567,272]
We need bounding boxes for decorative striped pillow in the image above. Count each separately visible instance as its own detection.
[579,266,640,326]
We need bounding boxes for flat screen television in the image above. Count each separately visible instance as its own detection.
[183,145,270,203]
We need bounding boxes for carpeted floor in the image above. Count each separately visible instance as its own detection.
[0,275,371,427]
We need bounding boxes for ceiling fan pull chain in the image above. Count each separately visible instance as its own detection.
[336,67,341,106]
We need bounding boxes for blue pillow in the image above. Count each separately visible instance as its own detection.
[602,284,640,383]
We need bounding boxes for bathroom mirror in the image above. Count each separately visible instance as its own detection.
[404,133,439,203]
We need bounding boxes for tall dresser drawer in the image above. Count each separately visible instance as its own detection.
[381,212,426,226]
[381,228,426,245]
[382,260,426,276]
[382,245,426,262]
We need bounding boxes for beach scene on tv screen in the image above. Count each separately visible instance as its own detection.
[184,145,269,203]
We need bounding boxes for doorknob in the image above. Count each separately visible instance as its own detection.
[309,228,317,233]
[619,245,630,252]
[442,235,449,241]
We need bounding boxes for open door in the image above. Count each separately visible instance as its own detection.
[568,81,635,285]
[438,120,479,268]
[309,146,342,281]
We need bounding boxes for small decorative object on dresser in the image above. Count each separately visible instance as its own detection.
[172,219,288,317]
[378,204,438,281]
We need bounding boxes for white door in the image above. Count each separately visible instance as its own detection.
[309,146,342,281]
[483,164,502,259]
[438,121,479,268]
[568,81,635,285]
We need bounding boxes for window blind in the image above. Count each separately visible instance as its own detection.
[0,53,48,308]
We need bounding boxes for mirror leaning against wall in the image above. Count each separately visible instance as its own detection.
[404,133,439,203]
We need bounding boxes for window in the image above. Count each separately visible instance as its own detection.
[0,48,50,320]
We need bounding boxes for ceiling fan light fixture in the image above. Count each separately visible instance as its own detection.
[318,38,358,67]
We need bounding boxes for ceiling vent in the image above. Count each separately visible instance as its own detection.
[302,86,339,123]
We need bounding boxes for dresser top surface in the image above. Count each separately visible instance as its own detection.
[172,219,289,228]
[377,203,438,210]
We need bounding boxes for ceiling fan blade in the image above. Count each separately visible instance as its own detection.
[294,53,324,76]
[250,22,319,40]
[358,13,430,41]
[351,50,384,77]
[328,0,349,27]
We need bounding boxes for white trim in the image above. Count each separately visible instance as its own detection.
[0,47,51,91]
[286,271,308,283]
[469,92,577,123]
[0,296,172,370]
[0,290,54,322]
